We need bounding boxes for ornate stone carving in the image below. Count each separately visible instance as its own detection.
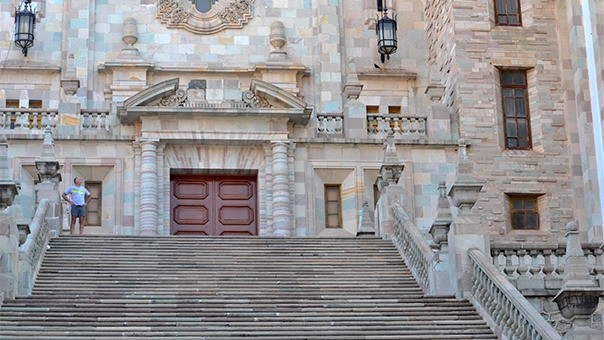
[242,91,271,108]
[158,89,188,107]
[156,0,254,35]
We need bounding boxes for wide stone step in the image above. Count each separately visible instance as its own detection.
[0,235,497,338]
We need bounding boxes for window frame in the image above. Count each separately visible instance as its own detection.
[508,195,540,230]
[494,0,522,26]
[500,69,532,150]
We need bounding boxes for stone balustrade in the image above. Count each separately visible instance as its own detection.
[80,109,112,131]
[391,203,436,294]
[468,248,562,340]
[367,114,427,137]
[490,242,603,294]
[0,108,59,131]
[316,113,343,136]
[18,198,53,296]
[0,108,111,134]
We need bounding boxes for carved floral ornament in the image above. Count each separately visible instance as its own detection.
[156,0,254,34]
[154,88,271,109]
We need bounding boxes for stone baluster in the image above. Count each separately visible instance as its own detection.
[503,249,517,278]
[529,249,542,278]
[555,248,566,277]
[517,249,530,278]
[542,249,555,279]
[594,244,604,275]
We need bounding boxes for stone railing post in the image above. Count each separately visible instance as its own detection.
[428,181,455,296]
[0,137,20,302]
[374,132,404,237]
[448,138,488,298]
[34,127,62,235]
[553,222,603,339]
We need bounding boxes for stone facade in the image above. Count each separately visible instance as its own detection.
[0,1,601,244]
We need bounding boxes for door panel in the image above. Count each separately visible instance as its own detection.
[170,175,257,236]
[86,181,102,226]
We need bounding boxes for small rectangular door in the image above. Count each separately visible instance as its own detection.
[86,181,102,226]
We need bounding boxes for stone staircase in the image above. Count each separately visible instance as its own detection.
[0,236,498,339]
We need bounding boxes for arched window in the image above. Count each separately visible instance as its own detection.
[193,0,218,13]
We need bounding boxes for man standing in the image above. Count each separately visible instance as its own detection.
[62,177,92,235]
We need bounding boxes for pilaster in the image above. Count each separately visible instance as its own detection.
[139,139,159,236]
[271,141,292,237]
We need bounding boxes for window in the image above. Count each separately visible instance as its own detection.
[495,0,521,26]
[501,70,531,149]
[325,185,342,228]
[509,195,539,230]
[192,0,218,13]
[366,105,379,114]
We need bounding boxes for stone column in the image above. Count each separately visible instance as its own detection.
[271,141,292,237]
[139,139,158,236]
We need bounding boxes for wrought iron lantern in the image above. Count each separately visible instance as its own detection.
[14,0,36,57]
[376,0,397,63]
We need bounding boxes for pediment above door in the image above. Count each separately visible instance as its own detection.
[117,78,312,125]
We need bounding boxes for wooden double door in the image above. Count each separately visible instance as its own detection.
[170,174,258,236]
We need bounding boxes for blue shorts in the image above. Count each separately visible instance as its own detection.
[71,205,86,217]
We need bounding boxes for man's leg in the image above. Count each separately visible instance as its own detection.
[79,216,86,235]
[70,215,76,235]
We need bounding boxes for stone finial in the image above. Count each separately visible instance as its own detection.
[553,222,603,334]
[122,17,139,47]
[35,127,61,183]
[61,54,80,96]
[357,200,375,236]
[375,131,404,191]
[429,181,453,247]
[425,62,445,102]
[269,20,288,61]
[448,138,485,213]
[343,58,363,100]
[118,17,142,60]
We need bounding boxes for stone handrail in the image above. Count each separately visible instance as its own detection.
[18,198,53,296]
[316,113,344,136]
[391,203,436,294]
[490,241,603,293]
[0,108,59,131]
[0,107,112,134]
[468,248,562,340]
[80,109,112,132]
[367,114,427,137]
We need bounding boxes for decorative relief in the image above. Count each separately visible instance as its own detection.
[158,89,188,107]
[156,0,254,34]
[154,89,272,109]
[242,91,271,108]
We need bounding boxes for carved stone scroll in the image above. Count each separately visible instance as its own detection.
[156,0,254,35]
